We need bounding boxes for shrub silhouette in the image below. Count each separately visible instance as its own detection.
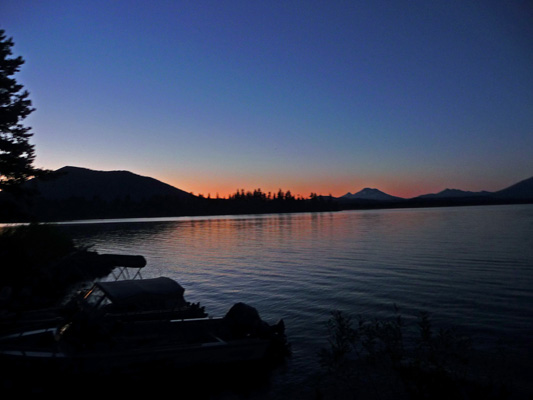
[317,309,515,400]
[0,224,113,311]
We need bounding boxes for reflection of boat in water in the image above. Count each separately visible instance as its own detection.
[0,255,289,379]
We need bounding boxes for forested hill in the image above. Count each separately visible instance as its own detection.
[25,166,193,202]
[0,166,337,222]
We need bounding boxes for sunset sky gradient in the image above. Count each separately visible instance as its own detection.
[1,1,532,198]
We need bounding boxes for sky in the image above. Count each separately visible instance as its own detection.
[1,0,532,198]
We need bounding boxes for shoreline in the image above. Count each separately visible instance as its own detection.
[2,198,532,226]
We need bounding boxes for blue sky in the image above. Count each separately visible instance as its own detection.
[1,0,532,197]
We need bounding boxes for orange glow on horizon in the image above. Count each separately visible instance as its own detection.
[160,175,432,200]
[123,165,500,201]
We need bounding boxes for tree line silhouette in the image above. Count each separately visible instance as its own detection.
[1,189,338,222]
[211,188,323,202]
[176,188,337,217]
[198,188,337,216]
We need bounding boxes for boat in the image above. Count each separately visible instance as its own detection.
[0,301,288,376]
[0,254,206,333]
[0,255,289,386]
[67,276,207,322]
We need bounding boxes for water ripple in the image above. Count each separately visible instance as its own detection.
[60,205,533,385]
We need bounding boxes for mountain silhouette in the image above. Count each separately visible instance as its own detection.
[25,166,193,202]
[1,167,531,222]
[2,166,337,222]
[415,188,491,200]
[0,166,197,221]
[340,188,404,202]
[337,176,533,210]
[494,176,533,199]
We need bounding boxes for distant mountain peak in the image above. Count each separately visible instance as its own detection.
[59,165,90,171]
[417,188,492,199]
[359,188,380,194]
[341,188,403,202]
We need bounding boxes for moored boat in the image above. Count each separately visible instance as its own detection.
[0,254,206,333]
[0,254,289,390]
[0,301,288,376]
[68,276,207,322]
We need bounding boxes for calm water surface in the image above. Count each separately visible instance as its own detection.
[59,205,533,394]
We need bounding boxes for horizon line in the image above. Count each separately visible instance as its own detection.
[32,165,532,201]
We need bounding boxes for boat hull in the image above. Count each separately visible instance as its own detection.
[0,317,285,376]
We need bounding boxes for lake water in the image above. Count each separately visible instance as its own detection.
[58,204,533,397]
